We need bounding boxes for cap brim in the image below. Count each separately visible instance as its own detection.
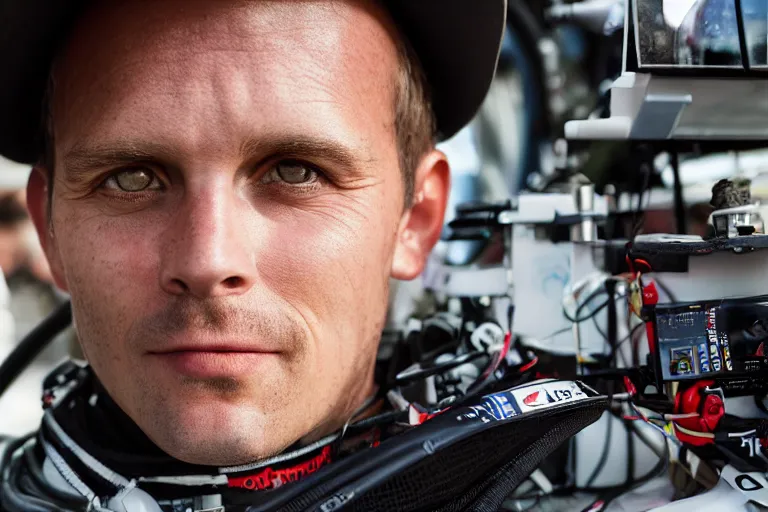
[0,0,506,164]
[386,0,507,141]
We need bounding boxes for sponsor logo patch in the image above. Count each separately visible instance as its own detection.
[511,381,589,413]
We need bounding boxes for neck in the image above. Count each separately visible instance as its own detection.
[57,367,384,475]
[299,379,380,447]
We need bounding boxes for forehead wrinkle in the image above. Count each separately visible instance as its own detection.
[57,7,348,112]
[55,2,339,92]
[59,0,400,98]
[52,0,402,172]
[65,0,357,63]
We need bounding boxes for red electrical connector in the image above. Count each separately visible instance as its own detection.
[673,380,724,446]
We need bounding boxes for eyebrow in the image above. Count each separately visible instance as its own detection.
[238,134,375,175]
[60,134,374,182]
[61,140,176,184]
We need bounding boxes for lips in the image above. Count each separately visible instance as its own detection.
[147,340,281,379]
[152,350,277,380]
[148,337,281,354]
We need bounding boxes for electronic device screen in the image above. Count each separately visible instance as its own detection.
[652,296,768,382]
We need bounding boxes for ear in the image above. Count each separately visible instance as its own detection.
[391,149,450,281]
[26,167,68,292]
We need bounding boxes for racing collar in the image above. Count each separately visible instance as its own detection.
[28,361,609,512]
[38,364,392,507]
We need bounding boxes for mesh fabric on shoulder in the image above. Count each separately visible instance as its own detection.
[430,407,591,512]
[346,402,603,512]
[273,398,605,512]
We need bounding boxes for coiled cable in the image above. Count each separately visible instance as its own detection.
[0,433,86,512]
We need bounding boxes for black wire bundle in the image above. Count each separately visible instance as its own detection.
[593,318,645,367]
[582,400,614,490]
[630,164,652,242]
[0,302,72,399]
[563,279,628,376]
[562,285,621,325]
[577,416,669,512]
[0,434,89,512]
[557,277,669,507]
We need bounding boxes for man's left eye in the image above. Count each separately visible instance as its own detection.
[261,162,318,185]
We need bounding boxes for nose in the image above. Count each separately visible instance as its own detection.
[160,183,256,299]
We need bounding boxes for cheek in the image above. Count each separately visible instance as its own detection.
[53,210,161,352]
[58,219,158,292]
[262,202,395,306]
[255,201,397,416]
[258,198,398,355]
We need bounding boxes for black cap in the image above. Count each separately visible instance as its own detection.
[0,0,507,165]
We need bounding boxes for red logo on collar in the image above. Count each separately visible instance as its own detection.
[523,391,540,406]
[228,445,333,491]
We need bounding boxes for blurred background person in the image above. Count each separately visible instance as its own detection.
[0,155,72,437]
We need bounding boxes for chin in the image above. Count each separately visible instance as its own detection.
[142,393,288,466]
[168,436,273,467]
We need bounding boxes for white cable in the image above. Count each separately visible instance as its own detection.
[218,433,339,473]
[139,474,229,486]
[44,411,131,487]
[528,468,554,495]
[644,419,680,444]
[664,412,699,420]
[562,272,607,317]
[728,429,758,438]
[470,322,505,352]
[387,389,410,412]
[40,439,98,503]
[673,422,714,439]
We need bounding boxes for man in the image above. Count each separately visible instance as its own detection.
[0,1,605,511]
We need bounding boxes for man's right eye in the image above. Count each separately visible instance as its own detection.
[103,169,162,192]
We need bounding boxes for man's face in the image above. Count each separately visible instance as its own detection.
[28,0,448,465]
